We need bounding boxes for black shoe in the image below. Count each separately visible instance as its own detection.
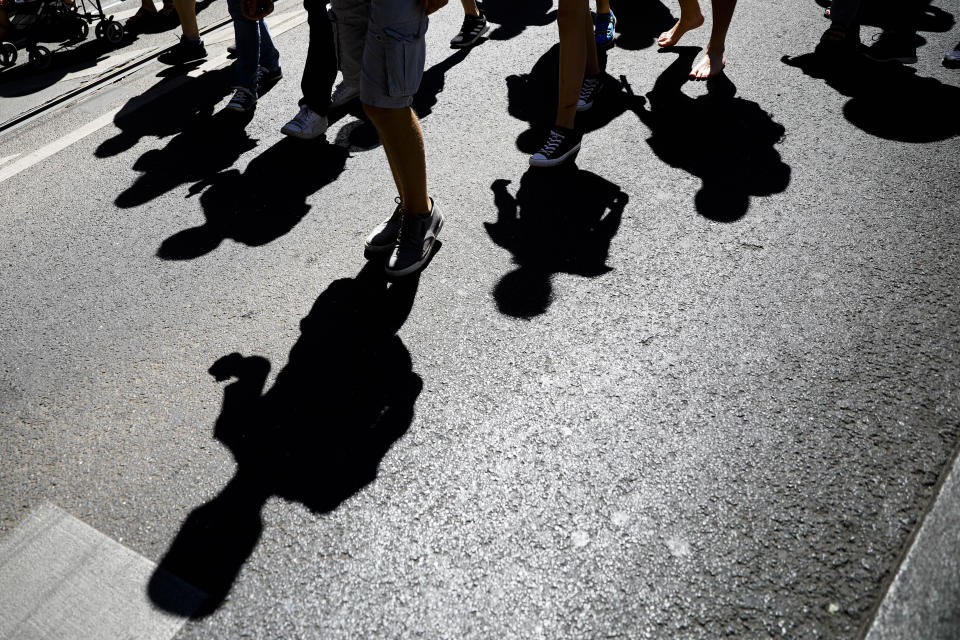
[385,199,444,276]
[529,126,582,167]
[158,37,207,65]
[576,74,603,112]
[450,11,489,48]
[257,64,282,92]
[864,33,917,64]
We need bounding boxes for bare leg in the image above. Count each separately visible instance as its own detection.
[658,0,704,47]
[172,0,199,39]
[460,0,479,17]
[362,104,431,216]
[556,0,598,129]
[690,0,737,78]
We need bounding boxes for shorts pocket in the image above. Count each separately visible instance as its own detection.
[378,19,427,97]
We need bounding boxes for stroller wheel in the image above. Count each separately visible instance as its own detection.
[28,46,52,70]
[95,20,106,39]
[0,42,17,67]
[104,19,124,45]
[75,19,90,40]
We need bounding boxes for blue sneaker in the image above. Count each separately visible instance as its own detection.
[595,10,616,48]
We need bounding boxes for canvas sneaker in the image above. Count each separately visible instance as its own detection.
[226,86,256,112]
[385,199,444,276]
[576,74,603,111]
[945,41,960,68]
[529,126,582,167]
[450,10,489,48]
[158,36,206,65]
[257,65,283,90]
[330,81,360,109]
[280,104,328,139]
[364,197,404,252]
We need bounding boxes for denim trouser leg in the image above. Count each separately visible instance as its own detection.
[227,0,281,93]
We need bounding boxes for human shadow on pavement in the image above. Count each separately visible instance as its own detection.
[96,66,233,160]
[413,46,472,118]
[477,0,556,42]
[486,168,626,319]
[607,0,675,51]
[506,43,646,155]
[156,137,349,259]
[634,47,791,222]
[782,48,960,143]
[147,262,424,618]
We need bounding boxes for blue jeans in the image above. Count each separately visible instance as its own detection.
[227,0,281,94]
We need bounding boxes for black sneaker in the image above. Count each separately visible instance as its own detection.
[576,74,603,112]
[225,86,256,112]
[257,65,282,92]
[864,33,917,64]
[158,36,207,65]
[450,11,489,48]
[529,126,582,168]
[364,197,404,252]
[385,199,444,276]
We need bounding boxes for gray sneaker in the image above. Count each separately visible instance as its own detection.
[364,197,404,252]
[385,199,443,276]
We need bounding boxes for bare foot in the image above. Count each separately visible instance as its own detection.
[657,13,705,47]
[690,49,725,79]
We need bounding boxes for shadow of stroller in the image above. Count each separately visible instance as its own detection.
[506,43,646,155]
[782,49,960,143]
[635,47,791,222]
[478,0,556,42]
[486,168,626,319]
[147,262,424,618]
[156,137,349,259]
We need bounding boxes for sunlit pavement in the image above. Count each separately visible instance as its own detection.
[1,1,959,638]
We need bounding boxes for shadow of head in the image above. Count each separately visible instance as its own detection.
[639,48,791,222]
[155,137,349,260]
[782,50,960,143]
[147,261,423,617]
[486,167,627,318]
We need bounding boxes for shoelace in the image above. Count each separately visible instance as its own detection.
[539,130,565,156]
[579,78,599,100]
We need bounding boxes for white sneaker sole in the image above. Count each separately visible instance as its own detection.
[529,141,582,168]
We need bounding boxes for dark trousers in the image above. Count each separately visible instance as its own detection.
[300,0,338,115]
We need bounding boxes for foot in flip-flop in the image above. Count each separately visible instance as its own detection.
[657,12,704,47]
[690,48,724,79]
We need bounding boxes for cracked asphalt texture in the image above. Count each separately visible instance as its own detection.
[1,0,959,637]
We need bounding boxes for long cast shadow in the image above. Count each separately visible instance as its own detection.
[486,168,626,319]
[635,48,791,222]
[782,48,960,144]
[157,138,349,259]
[148,262,424,618]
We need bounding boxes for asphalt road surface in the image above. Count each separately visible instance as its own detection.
[1,1,958,638]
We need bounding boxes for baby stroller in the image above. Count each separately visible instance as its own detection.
[0,0,124,70]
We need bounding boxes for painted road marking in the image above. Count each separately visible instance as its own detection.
[0,503,205,640]
[0,8,306,186]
